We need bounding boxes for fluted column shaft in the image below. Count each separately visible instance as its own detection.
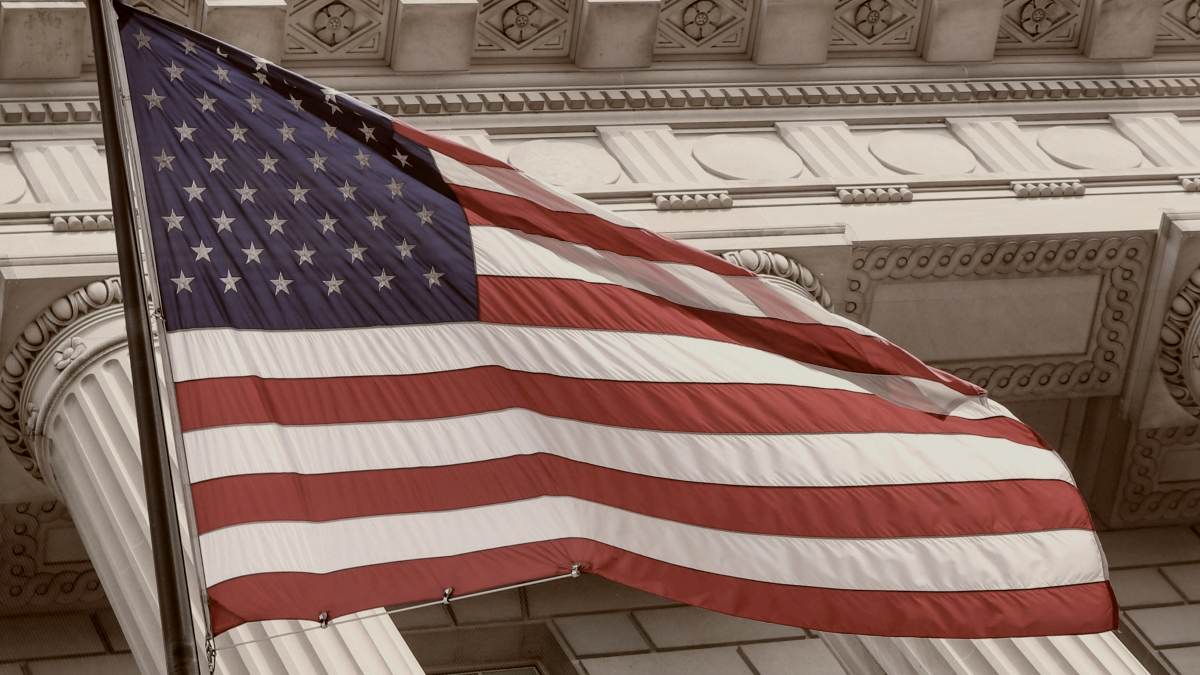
[819,631,1149,675]
[8,279,423,675]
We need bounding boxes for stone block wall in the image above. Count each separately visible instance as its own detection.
[0,609,135,674]
[1103,526,1200,674]
[395,576,848,675]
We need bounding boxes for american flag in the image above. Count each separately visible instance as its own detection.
[117,3,1116,639]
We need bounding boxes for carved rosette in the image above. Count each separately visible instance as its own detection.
[846,237,1147,398]
[721,249,833,310]
[1159,268,1200,418]
[0,278,123,480]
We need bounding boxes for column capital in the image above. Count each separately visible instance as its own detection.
[722,249,834,310]
[0,277,124,483]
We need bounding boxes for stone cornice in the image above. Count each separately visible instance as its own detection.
[0,279,123,481]
[6,75,1200,126]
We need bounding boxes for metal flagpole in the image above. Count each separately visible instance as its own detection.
[86,1,203,673]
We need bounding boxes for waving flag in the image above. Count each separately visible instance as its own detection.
[115,2,1116,639]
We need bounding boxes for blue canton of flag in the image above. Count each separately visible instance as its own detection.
[118,2,478,330]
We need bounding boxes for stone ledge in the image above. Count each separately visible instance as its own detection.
[5,75,1200,124]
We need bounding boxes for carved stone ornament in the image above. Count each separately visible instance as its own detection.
[1158,267,1200,418]
[0,278,122,480]
[846,237,1148,398]
[0,500,104,614]
[721,250,833,310]
[1115,426,1200,525]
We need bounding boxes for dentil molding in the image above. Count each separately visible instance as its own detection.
[5,76,1200,125]
[0,278,123,481]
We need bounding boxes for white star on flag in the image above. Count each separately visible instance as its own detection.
[294,243,316,265]
[424,267,444,287]
[191,240,213,261]
[171,270,193,293]
[337,180,357,201]
[153,149,175,172]
[288,183,310,204]
[265,212,288,234]
[308,151,327,172]
[386,177,404,198]
[196,92,217,112]
[212,212,235,232]
[374,270,395,289]
[204,152,227,173]
[182,180,206,202]
[174,121,196,142]
[416,205,434,225]
[164,61,184,81]
[234,182,257,203]
[346,241,367,262]
[162,210,184,231]
[270,272,293,295]
[241,242,263,264]
[395,239,415,258]
[213,65,230,83]
[258,152,279,173]
[219,271,241,293]
[144,89,165,110]
[227,122,248,143]
[324,274,345,295]
[318,213,338,233]
[134,29,151,49]
[278,123,296,143]
[367,210,386,229]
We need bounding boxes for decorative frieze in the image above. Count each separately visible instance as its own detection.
[0,500,104,615]
[1158,266,1200,418]
[1115,426,1200,525]
[1010,179,1086,197]
[845,236,1149,399]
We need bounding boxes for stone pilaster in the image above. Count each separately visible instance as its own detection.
[1,278,425,675]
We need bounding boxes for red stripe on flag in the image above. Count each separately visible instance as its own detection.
[480,275,982,398]
[392,120,511,168]
[191,458,1089,537]
[206,538,1118,638]
[455,187,749,276]
[174,369,1045,447]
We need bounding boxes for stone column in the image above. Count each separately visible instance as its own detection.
[0,278,424,675]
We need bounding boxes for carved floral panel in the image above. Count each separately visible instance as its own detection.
[996,0,1085,50]
[654,0,756,57]
[1157,0,1200,47]
[475,0,578,59]
[829,0,922,53]
[285,0,392,63]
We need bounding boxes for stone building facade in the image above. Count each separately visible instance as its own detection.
[3,0,1200,672]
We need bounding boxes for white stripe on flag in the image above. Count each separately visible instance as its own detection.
[198,496,1107,591]
[184,409,1065,484]
[165,324,1001,420]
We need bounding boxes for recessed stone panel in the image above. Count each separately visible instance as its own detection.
[1037,125,1144,169]
[0,157,27,204]
[508,139,622,187]
[867,130,977,175]
[867,275,1101,363]
[691,134,805,180]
